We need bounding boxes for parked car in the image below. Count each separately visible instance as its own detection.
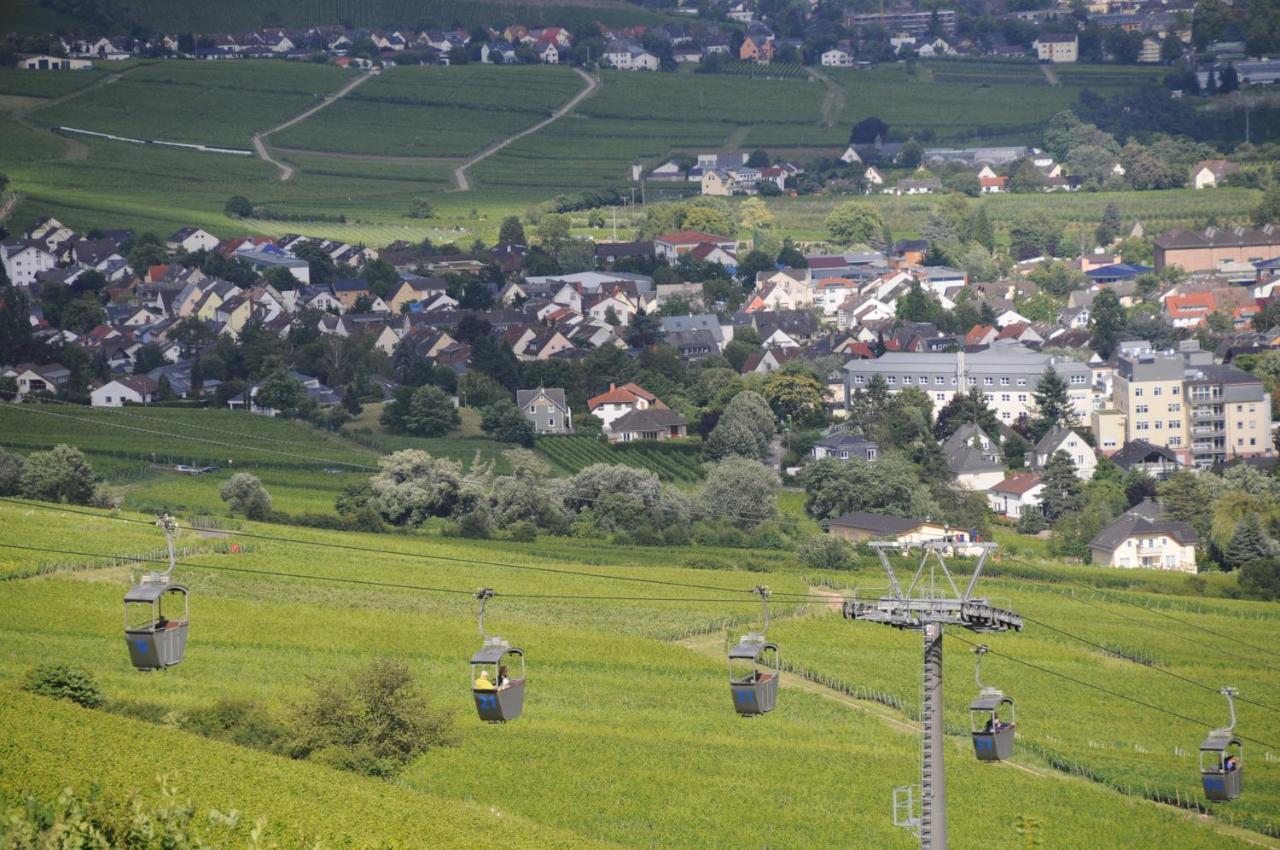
[174,464,198,474]
[198,466,221,474]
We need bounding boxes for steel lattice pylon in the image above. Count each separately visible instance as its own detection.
[843,540,1022,850]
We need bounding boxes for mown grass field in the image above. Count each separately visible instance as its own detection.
[0,502,1275,848]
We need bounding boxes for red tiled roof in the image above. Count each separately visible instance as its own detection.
[992,471,1042,496]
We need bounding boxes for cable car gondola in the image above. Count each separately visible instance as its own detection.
[969,645,1016,762]
[1200,686,1243,802]
[728,586,779,717]
[124,514,189,671]
[470,588,526,723]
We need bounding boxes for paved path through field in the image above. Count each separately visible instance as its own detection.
[1038,62,1060,86]
[252,70,375,181]
[453,67,598,191]
[808,68,847,129]
[13,67,140,161]
[677,588,1280,849]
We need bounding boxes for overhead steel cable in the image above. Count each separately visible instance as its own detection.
[0,542,829,604]
[944,630,1280,752]
[1000,554,1280,666]
[1018,613,1280,715]
[0,498,827,600]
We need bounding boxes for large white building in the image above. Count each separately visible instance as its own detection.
[843,340,1092,423]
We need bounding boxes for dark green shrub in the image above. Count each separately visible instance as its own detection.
[22,664,104,709]
[183,698,287,751]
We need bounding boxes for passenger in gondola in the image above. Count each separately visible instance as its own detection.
[474,670,496,690]
[497,664,510,689]
[1225,755,1239,772]
[983,717,995,733]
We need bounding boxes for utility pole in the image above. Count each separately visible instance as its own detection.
[845,541,1021,850]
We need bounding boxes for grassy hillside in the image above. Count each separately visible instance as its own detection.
[0,502,1275,847]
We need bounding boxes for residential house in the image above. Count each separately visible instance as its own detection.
[942,424,1005,491]
[822,47,854,67]
[516,387,573,434]
[90,375,159,407]
[0,241,57,286]
[166,227,220,254]
[1110,439,1183,479]
[332,278,371,310]
[864,166,885,188]
[1192,160,1239,190]
[987,472,1044,519]
[4,363,71,399]
[227,371,340,415]
[654,230,737,262]
[1031,426,1097,479]
[826,511,951,545]
[890,177,941,195]
[1088,499,1197,572]
[588,382,666,429]
[20,54,93,70]
[739,35,774,63]
[606,408,688,443]
[811,433,879,461]
[1034,34,1078,62]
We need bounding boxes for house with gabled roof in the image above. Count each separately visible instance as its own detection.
[811,433,879,461]
[987,472,1043,519]
[943,424,1006,490]
[1088,499,1196,571]
[166,227,219,254]
[90,375,159,407]
[654,230,737,262]
[1110,439,1183,479]
[1031,427,1096,479]
[516,387,573,433]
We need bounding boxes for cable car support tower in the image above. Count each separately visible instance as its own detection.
[843,540,1021,850]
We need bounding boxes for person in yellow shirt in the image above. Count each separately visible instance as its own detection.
[474,670,496,690]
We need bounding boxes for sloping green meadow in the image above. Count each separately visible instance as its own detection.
[0,504,1274,847]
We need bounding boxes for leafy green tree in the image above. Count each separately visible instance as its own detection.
[288,659,457,777]
[368,450,463,527]
[400,385,459,437]
[20,444,96,504]
[849,116,889,144]
[824,202,883,245]
[219,472,272,519]
[0,284,34,365]
[1218,62,1239,93]
[1040,450,1084,521]
[1224,512,1271,570]
[1253,183,1280,228]
[292,241,339,288]
[480,399,535,447]
[1096,202,1123,246]
[255,368,307,415]
[798,455,934,521]
[797,535,854,570]
[224,195,254,218]
[933,390,1001,442]
[1029,261,1087,299]
[499,216,527,244]
[705,410,769,461]
[1240,557,1280,599]
[897,138,924,169]
[1008,213,1063,259]
[0,447,25,495]
[21,664,104,708]
[762,372,826,426]
[1089,288,1127,359]
[699,457,779,529]
[970,205,994,250]
[1030,366,1080,440]
[1193,0,1229,50]
[746,149,770,168]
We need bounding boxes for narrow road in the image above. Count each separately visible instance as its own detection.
[252,70,375,181]
[809,68,846,128]
[1038,62,1060,86]
[454,67,598,191]
[14,68,138,161]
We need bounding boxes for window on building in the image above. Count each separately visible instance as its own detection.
[1170,436,1181,447]
[1169,403,1180,412]
[1070,375,1086,384]
[936,393,946,401]
[1172,386,1180,396]
[1154,421,1162,430]
[1251,438,1258,446]
[887,376,896,385]
[1016,378,1027,387]
[1135,388,1143,397]
[1136,405,1148,414]
[1001,411,1011,420]
[903,376,912,384]
[984,377,993,386]
[935,376,945,385]
[1168,420,1179,429]
[1153,387,1162,396]
[920,376,928,384]
[1018,394,1027,402]
[1001,394,1011,402]
[968,377,976,386]
[1137,421,1149,431]
[1000,377,1010,386]
[854,375,864,384]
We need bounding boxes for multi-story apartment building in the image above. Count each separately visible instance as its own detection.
[1099,341,1271,467]
[844,8,957,36]
[1112,346,1189,457]
[1186,365,1272,467]
[843,340,1092,424]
